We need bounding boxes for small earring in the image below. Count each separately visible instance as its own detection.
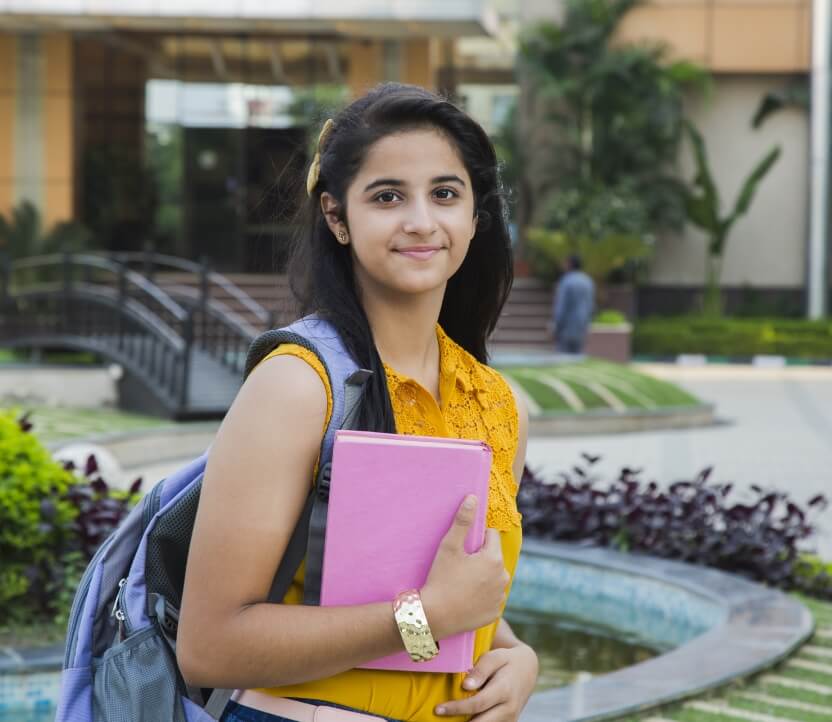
[338,230,348,244]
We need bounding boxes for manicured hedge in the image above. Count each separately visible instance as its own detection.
[634,317,832,360]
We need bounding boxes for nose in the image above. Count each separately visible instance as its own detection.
[401,197,438,236]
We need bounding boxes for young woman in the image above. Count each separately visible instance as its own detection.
[177,83,538,722]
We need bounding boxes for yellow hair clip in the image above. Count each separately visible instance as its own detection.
[306,118,335,197]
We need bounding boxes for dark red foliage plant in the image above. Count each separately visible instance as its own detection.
[518,454,830,599]
[62,455,142,560]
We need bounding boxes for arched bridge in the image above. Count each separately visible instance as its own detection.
[0,252,278,419]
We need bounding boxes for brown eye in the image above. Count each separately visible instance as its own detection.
[435,188,459,200]
[374,191,401,204]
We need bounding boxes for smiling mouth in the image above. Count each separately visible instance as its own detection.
[394,247,444,261]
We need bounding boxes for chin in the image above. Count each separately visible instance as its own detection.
[388,273,449,296]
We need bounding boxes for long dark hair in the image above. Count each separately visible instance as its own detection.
[286,83,513,432]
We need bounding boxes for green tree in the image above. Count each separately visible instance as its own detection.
[682,121,781,316]
[0,200,92,260]
[145,123,185,255]
[518,0,708,280]
[492,102,531,231]
[752,78,809,129]
[288,84,350,156]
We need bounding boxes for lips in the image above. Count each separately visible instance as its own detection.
[394,247,444,261]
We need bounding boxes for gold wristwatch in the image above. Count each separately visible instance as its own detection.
[393,589,440,662]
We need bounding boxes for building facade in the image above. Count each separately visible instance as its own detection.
[617,0,816,314]
[458,0,820,315]
[0,1,494,271]
[1,0,827,314]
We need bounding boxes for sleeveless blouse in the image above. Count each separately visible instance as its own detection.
[252,324,523,722]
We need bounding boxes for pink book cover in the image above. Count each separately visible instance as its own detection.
[320,429,493,673]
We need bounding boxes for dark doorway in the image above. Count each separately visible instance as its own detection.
[243,127,307,273]
[181,126,307,273]
[183,127,245,271]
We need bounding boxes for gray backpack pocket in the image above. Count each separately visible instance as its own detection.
[92,626,186,722]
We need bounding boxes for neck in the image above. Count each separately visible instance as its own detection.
[359,284,444,379]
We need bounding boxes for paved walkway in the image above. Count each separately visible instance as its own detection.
[526,364,832,560]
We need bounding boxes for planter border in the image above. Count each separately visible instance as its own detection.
[516,540,814,722]
[528,403,717,436]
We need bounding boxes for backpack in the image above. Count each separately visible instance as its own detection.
[55,316,373,722]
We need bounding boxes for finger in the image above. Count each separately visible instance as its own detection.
[444,495,478,548]
[481,528,503,556]
[469,703,514,722]
[463,649,510,691]
[435,686,501,718]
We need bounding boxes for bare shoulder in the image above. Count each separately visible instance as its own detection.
[180,353,329,626]
[205,350,329,494]
[232,351,328,426]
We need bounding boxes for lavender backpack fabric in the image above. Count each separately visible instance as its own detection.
[54,316,369,722]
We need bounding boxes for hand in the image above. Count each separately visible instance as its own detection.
[435,644,539,721]
[421,496,509,640]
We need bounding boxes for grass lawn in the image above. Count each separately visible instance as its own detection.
[0,348,101,365]
[0,618,66,648]
[5,405,170,444]
[615,593,832,722]
[497,358,700,414]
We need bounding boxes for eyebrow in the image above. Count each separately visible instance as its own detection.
[362,175,467,193]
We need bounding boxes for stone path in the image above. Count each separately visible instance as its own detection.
[526,364,832,559]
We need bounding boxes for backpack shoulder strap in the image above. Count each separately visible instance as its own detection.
[243,314,372,604]
[206,318,372,719]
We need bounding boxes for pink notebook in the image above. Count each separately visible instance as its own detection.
[320,429,493,673]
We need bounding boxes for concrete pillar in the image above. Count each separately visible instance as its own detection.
[809,0,831,318]
[43,33,75,230]
[0,32,75,234]
[14,34,43,213]
[0,35,14,220]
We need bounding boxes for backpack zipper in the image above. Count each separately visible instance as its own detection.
[111,577,133,641]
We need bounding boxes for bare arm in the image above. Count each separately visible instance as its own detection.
[177,356,410,689]
[491,617,525,650]
[179,354,513,691]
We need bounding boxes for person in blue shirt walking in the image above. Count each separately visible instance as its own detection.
[549,254,595,354]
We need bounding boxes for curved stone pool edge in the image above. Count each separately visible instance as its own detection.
[515,540,814,722]
[0,541,813,719]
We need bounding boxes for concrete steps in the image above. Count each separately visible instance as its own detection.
[158,273,558,350]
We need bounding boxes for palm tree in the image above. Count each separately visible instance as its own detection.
[682,122,781,316]
[0,200,92,260]
[518,0,708,278]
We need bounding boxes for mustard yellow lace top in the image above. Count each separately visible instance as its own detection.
[252,323,523,722]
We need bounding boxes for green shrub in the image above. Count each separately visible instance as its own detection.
[794,555,832,599]
[0,409,78,624]
[634,317,832,359]
[527,226,651,285]
[0,410,143,631]
[594,309,628,325]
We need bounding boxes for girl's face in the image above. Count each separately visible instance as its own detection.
[322,128,477,301]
